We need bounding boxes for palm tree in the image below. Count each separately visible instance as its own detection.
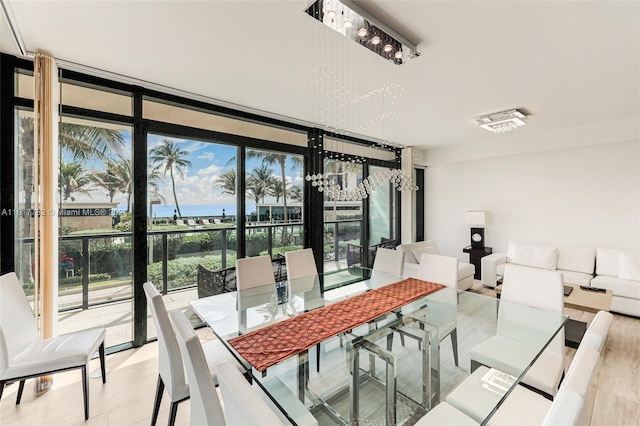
[268,179,287,203]
[247,150,303,224]
[214,169,236,196]
[59,162,93,201]
[91,162,125,202]
[246,164,276,204]
[324,159,362,219]
[148,139,192,218]
[289,184,303,202]
[17,117,125,281]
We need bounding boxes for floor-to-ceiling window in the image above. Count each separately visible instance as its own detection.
[1,53,403,351]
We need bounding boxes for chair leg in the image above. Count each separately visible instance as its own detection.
[168,401,179,426]
[151,375,165,426]
[16,380,25,405]
[82,365,89,420]
[0,380,6,400]
[386,333,393,351]
[99,342,107,384]
[451,328,459,367]
[316,343,321,373]
[400,333,405,346]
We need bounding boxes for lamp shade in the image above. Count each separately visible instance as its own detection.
[465,211,486,226]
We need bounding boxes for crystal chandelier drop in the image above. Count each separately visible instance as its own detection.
[306,168,418,201]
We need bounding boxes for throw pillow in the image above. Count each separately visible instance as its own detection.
[413,246,439,264]
[619,251,640,281]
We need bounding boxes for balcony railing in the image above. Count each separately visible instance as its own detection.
[17,218,362,312]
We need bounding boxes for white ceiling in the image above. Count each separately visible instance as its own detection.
[1,0,639,164]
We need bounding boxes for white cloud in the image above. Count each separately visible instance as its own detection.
[197,152,215,161]
[197,163,222,177]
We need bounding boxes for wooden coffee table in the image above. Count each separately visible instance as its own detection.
[495,283,612,348]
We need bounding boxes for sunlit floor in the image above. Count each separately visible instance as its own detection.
[2,282,639,425]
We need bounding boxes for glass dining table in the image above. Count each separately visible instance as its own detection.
[190,267,568,426]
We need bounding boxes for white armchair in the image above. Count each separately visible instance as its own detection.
[0,272,106,421]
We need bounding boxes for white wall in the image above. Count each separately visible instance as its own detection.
[424,140,640,262]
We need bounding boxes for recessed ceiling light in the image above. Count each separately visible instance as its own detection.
[383,44,393,52]
[371,36,381,45]
[357,27,368,37]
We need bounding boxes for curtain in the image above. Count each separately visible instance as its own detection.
[33,52,59,342]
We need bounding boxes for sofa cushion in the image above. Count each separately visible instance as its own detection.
[557,246,595,275]
[458,262,475,279]
[596,248,623,277]
[560,270,594,287]
[591,275,640,299]
[619,252,640,281]
[507,243,558,270]
[397,240,440,264]
[412,247,439,264]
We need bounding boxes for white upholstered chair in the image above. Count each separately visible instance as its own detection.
[372,247,405,276]
[488,346,601,426]
[414,402,478,425]
[448,308,612,424]
[284,248,324,372]
[470,264,565,398]
[217,360,284,426]
[0,272,106,421]
[236,255,276,290]
[169,310,226,426]
[144,282,243,425]
[284,248,317,280]
[400,253,459,365]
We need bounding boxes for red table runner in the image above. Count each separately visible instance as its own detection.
[228,277,445,372]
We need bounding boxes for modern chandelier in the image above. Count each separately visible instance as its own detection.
[305,0,420,65]
[306,167,418,201]
[477,109,528,133]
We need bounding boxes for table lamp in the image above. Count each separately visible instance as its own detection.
[465,211,486,249]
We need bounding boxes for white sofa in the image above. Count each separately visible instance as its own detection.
[590,248,640,317]
[481,242,596,288]
[397,240,475,290]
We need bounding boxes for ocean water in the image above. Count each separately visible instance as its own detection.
[119,204,247,218]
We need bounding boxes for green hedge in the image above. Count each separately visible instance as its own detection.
[147,254,237,290]
[59,273,112,288]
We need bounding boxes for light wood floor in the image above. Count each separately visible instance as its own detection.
[1,286,639,425]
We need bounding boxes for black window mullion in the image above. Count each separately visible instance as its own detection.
[132,90,147,347]
[0,53,17,275]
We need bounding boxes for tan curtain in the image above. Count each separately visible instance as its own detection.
[33,52,59,341]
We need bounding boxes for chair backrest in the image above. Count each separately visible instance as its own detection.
[372,247,405,276]
[500,264,565,355]
[417,253,459,288]
[217,360,283,426]
[285,248,318,280]
[501,264,564,311]
[0,272,38,371]
[542,346,600,425]
[143,282,188,401]
[170,310,226,426]
[580,310,613,354]
[236,255,276,290]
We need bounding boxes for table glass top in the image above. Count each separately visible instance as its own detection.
[190,268,568,426]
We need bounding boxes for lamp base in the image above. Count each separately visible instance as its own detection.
[470,228,485,249]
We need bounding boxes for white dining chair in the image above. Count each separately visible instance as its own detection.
[372,247,405,276]
[414,402,478,425]
[169,310,227,426]
[400,253,459,365]
[487,345,600,426]
[578,310,613,355]
[285,248,318,279]
[0,272,106,421]
[470,264,565,399]
[236,255,276,290]
[144,282,244,425]
[448,306,612,424]
[284,248,324,372]
[217,360,284,426]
